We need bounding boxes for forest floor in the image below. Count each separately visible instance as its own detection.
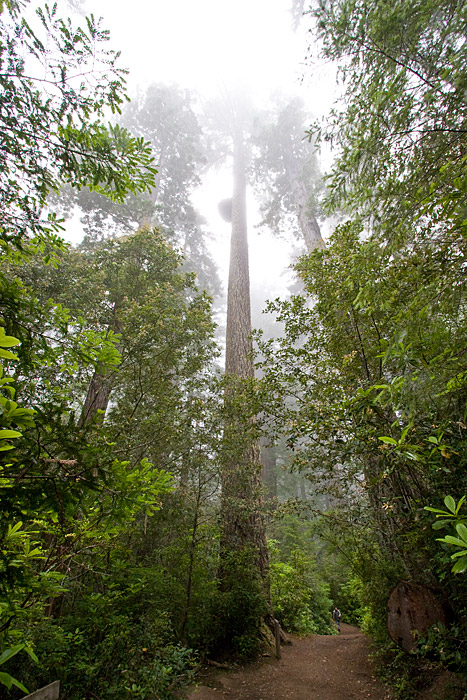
[184,623,394,700]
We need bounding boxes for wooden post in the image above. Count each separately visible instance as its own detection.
[21,680,60,700]
[274,618,281,659]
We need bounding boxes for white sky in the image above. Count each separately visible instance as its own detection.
[71,0,338,301]
[84,0,307,100]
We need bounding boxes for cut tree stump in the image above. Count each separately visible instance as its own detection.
[387,580,445,651]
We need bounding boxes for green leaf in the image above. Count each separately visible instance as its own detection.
[437,535,467,548]
[6,522,23,538]
[0,349,19,361]
[24,646,39,664]
[0,672,13,691]
[0,331,20,348]
[450,550,467,559]
[0,430,22,440]
[444,495,456,514]
[400,425,410,443]
[452,557,467,574]
[0,644,25,666]
[424,506,452,515]
[378,436,397,445]
[0,671,28,694]
[432,519,452,530]
[455,523,467,544]
[455,496,466,514]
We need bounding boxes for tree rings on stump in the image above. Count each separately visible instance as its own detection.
[387,581,446,652]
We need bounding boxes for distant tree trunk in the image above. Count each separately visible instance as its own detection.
[292,182,324,252]
[79,312,120,427]
[289,170,324,252]
[79,364,115,427]
[179,480,202,645]
[299,477,306,500]
[221,129,270,584]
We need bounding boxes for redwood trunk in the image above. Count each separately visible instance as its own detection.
[225,135,254,379]
[260,438,278,503]
[221,130,269,579]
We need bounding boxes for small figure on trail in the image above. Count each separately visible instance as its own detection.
[332,606,341,632]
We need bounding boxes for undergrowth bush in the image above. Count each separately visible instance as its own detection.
[10,567,197,700]
[269,542,333,635]
[332,577,367,627]
[206,548,270,660]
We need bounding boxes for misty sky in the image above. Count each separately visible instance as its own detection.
[75,0,337,302]
[84,0,307,98]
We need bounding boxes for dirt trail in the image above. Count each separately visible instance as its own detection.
[185,624,392,700]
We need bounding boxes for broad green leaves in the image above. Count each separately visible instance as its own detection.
[0,328,19,364]
[426,496,467,574]
[0,642,38,693]
[0,326,34,452]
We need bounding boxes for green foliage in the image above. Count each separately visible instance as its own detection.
[268,540,333,635]
[311,0,467,248]
[332,577,367,627]
[0,6,228,698]
[17,584,197,700]
[252,0,467,691]
[64,82,220,295]
[252,95,324,247]
[257,203,467,640]
[416,620,467,677]
[0,0,156,254]
[0,327,35,452]
[0,643,38,694]
[211,548,270,660]
[371,640,422,700]
[0,222,221,696]
[426,496,467,573]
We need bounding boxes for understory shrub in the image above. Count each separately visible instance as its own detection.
[269,543,333,635]
[9,567,197,700]
[206,548,270,660]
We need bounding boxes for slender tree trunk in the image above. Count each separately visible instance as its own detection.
[180,482,202,645]
[290,176,324,252]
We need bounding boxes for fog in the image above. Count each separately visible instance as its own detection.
[68,0,338,319]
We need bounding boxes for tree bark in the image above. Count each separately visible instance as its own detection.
[290,175,325,253]
[221,129,270,582]
[79,311,120,427]
[79,363,115,427]
[225,135,254,380]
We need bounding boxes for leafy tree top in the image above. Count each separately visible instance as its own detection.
[0,0,157,253]
[309,0,467,245]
